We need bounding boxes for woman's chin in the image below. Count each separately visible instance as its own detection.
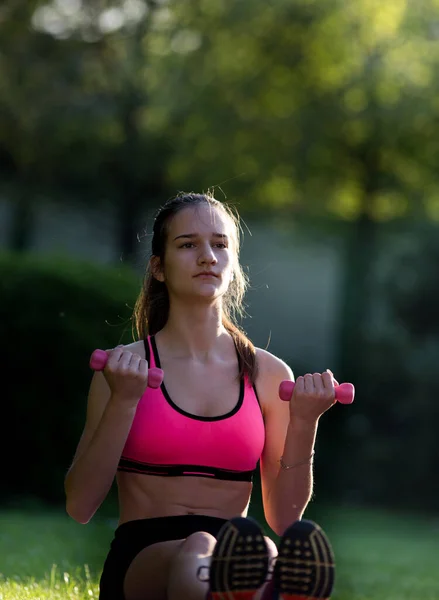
[192,280,222,293]
[190,286,225,301]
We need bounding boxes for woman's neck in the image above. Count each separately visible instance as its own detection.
[155,310,231,362]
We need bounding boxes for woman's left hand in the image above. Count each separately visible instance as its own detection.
[289,370,338,425]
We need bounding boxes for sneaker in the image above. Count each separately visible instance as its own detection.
[207,516,270,600]
[271,520,335,599]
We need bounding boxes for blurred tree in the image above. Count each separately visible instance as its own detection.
[0,0,65,250]
[0,0,170,260]
[142,0,439,383]
[2,0,439,364]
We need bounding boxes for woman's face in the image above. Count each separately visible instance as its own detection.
[155,204,236,302]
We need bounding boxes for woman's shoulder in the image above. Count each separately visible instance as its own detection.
[255,347,294,381]
[254,347,294,411]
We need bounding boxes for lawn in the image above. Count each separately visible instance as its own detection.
[0,504,438,599]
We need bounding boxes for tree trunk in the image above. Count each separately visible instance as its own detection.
[336,210,376,384]
[336,133,380,386]
[9,189,34,251]
[114,1,165,266]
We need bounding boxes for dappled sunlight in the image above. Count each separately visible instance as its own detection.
[329,180,364,221]
[257,175,297,208]
[352,0,408,43]
[32,0,151,39]
[425,194,439,220]
[371,191,408,221]
[343,88,369,114]
[9,0,438,215]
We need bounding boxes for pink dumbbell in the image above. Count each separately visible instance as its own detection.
[279,380,355,404]
[89,349,164,389]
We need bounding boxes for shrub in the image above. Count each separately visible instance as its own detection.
[2,252,141,504]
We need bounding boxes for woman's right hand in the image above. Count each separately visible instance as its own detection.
[102,345,150,408]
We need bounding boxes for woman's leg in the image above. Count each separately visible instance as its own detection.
[123,531,227,600]
[167,531,278,600]
[123,538,184,600]
[168,532,277,600]
[167,531,216,600]
[123,518,277,600]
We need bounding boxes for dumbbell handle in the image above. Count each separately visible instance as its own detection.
[279,381,355,404]
[89,349,164,389]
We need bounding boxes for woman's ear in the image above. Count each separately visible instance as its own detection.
[150,256,165,282]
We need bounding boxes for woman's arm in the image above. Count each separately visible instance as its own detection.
[256,349,335,536]
[64,372,137,524]
[65,343,148,524]
[265,415,318,535]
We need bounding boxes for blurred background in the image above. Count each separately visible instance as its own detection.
[2,0,439,597]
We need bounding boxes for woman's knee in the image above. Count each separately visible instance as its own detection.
[177,530,276,559]
[167,532,215,599]
[176,531,217,557]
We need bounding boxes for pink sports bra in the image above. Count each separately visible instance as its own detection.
[117,336,265,482]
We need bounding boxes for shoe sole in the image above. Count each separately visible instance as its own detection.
[272,520,335,600]
[209,516,270,600]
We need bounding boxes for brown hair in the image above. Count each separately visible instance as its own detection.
[132,191,258,384]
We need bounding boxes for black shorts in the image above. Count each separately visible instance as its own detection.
[99,514,228,600]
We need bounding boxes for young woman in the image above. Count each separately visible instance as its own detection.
[65,192,337,600]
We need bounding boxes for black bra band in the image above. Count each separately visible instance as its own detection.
[118,458,255,482]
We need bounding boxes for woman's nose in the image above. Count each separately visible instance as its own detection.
[198,244,217,264]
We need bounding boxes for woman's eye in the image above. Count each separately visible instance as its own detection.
[180,242,227,249]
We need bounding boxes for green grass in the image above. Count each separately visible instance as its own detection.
[311,506,439,600]
[0,508,113,599]
[1,505,438,599]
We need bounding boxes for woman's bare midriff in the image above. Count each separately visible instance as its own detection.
[116,471,253,525]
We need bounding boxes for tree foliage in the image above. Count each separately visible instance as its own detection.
[1,1,439,220]
[140,0,439,221]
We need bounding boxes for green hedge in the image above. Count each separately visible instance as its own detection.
[2,252,142,504]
